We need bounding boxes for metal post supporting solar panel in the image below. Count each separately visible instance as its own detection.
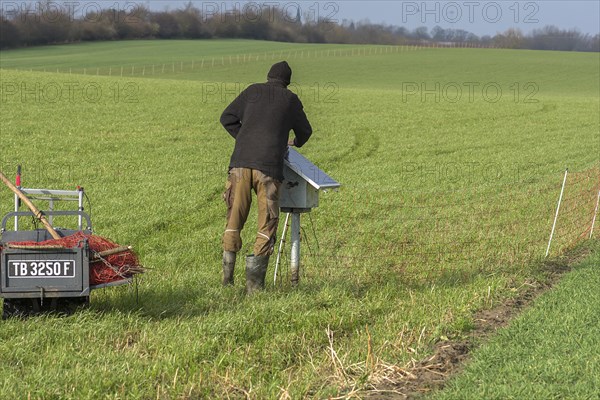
[290,213,301,286]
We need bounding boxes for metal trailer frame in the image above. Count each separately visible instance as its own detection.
[0,187,128,318]
[14,188,86,231]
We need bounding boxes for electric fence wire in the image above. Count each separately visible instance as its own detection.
[302,167,600,269]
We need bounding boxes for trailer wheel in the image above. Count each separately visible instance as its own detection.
[2,299,22,319]
[2,297,90,319]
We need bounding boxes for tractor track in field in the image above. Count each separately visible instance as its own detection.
[364,244,595,399]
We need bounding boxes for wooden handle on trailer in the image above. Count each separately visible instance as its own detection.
[93,246,133,260]
[0,170,61,240]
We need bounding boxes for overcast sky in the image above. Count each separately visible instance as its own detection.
[11,1,600,36]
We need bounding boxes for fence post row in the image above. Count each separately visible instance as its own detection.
[15,44,504,77]
[48,45,415,78]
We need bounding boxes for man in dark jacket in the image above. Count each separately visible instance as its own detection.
[220,61,312,293]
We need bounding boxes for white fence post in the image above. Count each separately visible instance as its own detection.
[590,188,600,239]
[546,169,568,257]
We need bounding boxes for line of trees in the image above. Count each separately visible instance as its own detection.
[1,2,598,52]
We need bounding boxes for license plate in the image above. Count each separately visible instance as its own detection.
[7,260,76,278]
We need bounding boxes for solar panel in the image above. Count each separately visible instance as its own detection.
[284,148,340,190]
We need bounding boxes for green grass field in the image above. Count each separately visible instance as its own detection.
[0,40,599,398]
[433,248,600,400]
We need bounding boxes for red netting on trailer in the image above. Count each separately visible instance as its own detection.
[3,232,143,285]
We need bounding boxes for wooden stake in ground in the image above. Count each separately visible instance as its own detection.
[0,171,61,239]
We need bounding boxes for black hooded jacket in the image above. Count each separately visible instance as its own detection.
[220,61,312,181]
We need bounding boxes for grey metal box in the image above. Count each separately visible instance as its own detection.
[280,167,320,210]
[279,149,340,211]
[1,247,89,298]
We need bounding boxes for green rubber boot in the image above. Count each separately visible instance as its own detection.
[245,254,269,294]
[222,251,236,286]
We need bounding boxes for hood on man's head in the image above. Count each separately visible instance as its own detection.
[267,61,292,86]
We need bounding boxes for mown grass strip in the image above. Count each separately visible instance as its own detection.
[432,244,600,400]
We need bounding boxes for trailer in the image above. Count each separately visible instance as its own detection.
[0,178,134,318]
